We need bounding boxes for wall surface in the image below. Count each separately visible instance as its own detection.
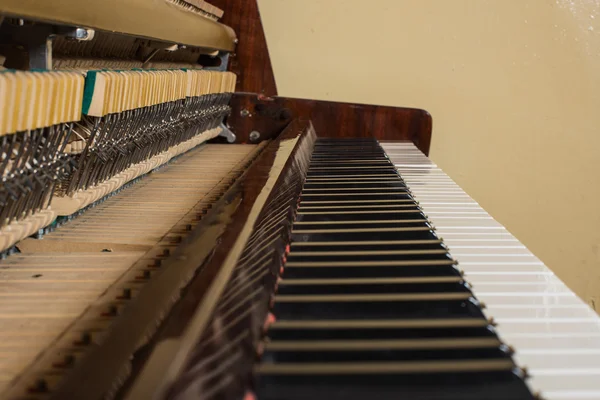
[257,0,600,308]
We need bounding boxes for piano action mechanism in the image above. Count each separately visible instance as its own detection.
[0,1,594,399]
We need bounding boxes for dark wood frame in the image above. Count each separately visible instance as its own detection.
[211,0,433,155]
[226,93,432,155]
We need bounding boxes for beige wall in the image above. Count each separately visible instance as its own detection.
[258,0,600,308]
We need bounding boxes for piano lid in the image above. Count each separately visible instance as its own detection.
[0,0,236,51]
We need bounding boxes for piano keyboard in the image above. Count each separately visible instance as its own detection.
[381,142,600,400]
[0,143,260,396]
[255,139,536,400]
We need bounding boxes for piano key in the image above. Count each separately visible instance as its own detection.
[256,362,532,400]
[262,345,512,364]
[290,240,445,252]
[465,272,558,283]
[303,180,404,185]
[449,246,532,255]
[267,324,499,342]
[257,359,517,374]
[484,305,597,319]
[291,227,438,242]
[299,199,416,204]
[282,264,462,279]
[277,279,470,295]
[383,141,600,399]
[273,294,484,320]
[305,174,400,180]
[263,337,503,351]
[288,248,449,257]
[297,210,424,218]
[294,219,429,226]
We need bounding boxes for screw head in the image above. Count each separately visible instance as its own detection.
[75,28,88,39]
[71,28,95,41]
[249,131,261,142]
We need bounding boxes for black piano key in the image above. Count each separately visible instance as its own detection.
[298,204,420,212]
[256,369,534,400]
[292,220,429,231]
[305,175,400,181]
[300,193,413,201]
[302,186,408,193]
[296,210,425,222]
[285,250,453,263]
[290,240,446,252]
[276,279,470,295]
[308,158,391,162]
[299,198,413,203]
[303,182,406,189]
[308,164,396,169]
[291,227,437,242]
[282,263,461,279]
[305,175,401,181]
[262,345,510,364]
[307,162,393,167]
[308,162,392,167]
[267,323,498,341]
[306,170,399,177]
[272,294,484,320]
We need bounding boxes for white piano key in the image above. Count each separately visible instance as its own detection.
[449,246,530,254]
[397,170,447,174]
[531,389,600,400]
[399,172,451,176]
[472,283,572,294]
[382,141,600,400]
[403,178,457,182]
[454,254,541,262]
[460,264,554,273]
[393,164,437,168]
[408,194,475,199]
[429,219,504,228]
[529,375,600,397]
[423,211,493,215]
[506,334,600,350]
[466,273,558,284]
[478,294,583,307]
[492,320,600,335]
[434,232,518,240]
[514,352,600,369]
[485,305,597,319]
[405,182,460,186]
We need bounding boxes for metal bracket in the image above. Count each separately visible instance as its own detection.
[0,21,95,69]
[203,51,230,72]
[218,123,236,143]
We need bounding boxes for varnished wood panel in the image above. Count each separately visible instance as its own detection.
[210,0,277,95]
[227,93,433,155]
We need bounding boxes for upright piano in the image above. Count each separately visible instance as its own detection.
[0,1,597,399]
